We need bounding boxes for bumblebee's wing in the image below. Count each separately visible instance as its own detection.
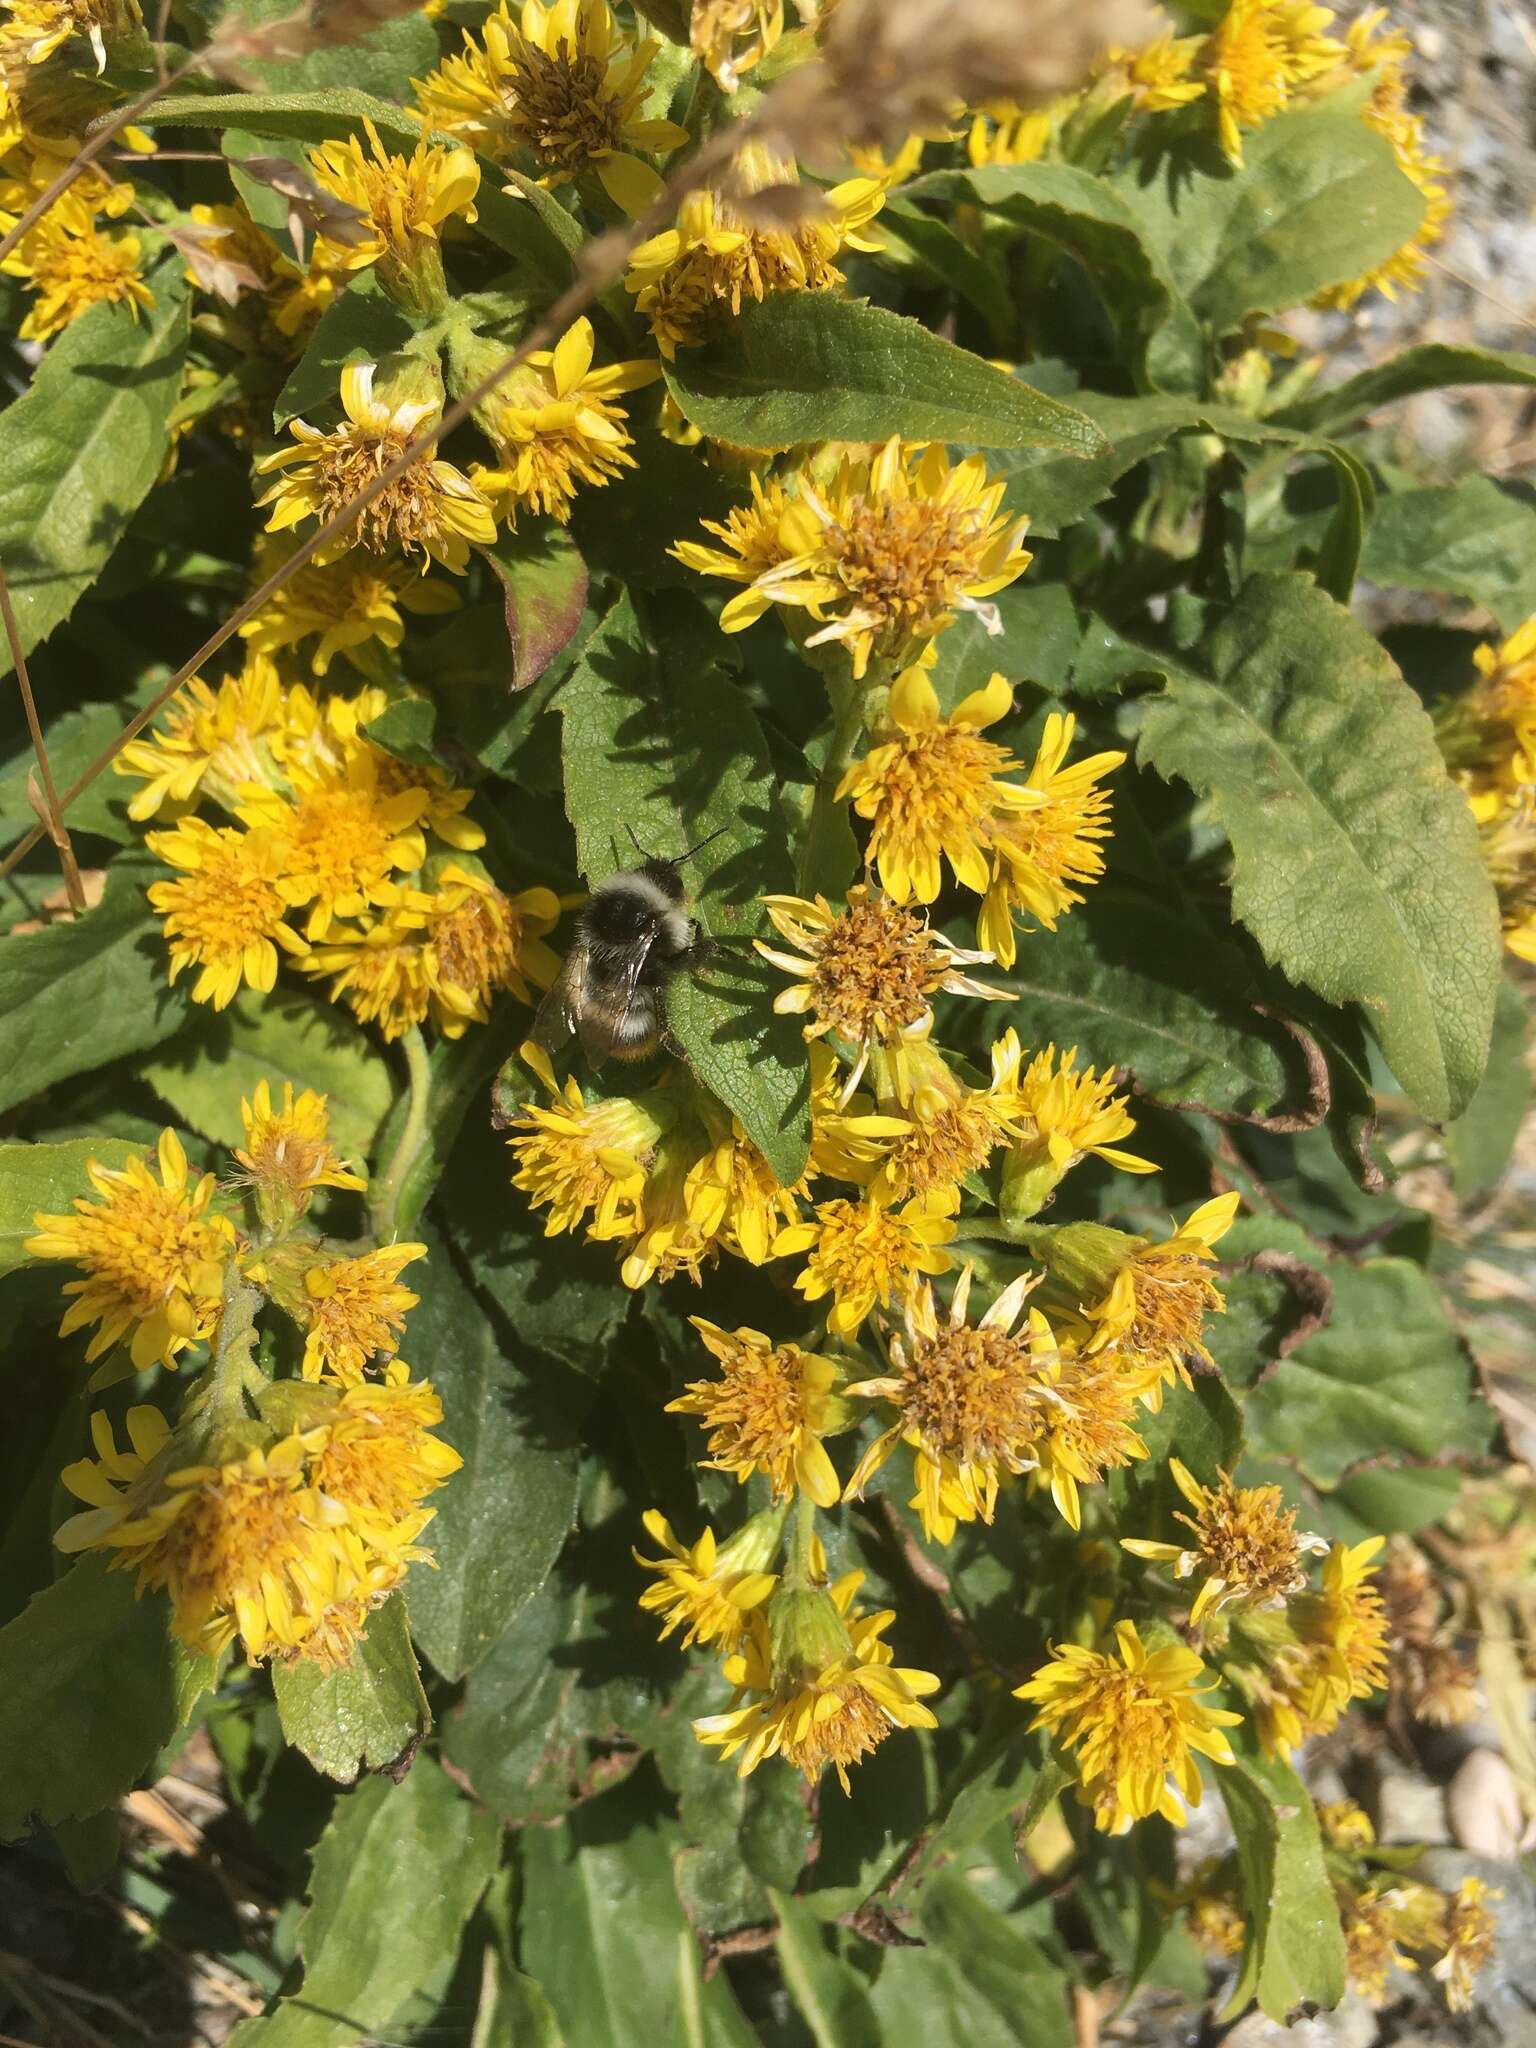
[579,924,661,1060]
[531,939,587,1056]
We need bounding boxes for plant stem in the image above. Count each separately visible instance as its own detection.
[207,1270,263,1431]
[796,672,873,896]
[785,1489,819,1589]
[371,1027,433,1243]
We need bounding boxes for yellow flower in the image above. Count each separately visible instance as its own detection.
[1093,28,1206,112]
[0,190,151,342]
[1312,23,1449,307]
[844,1265,1055,1543]
[1253,1537,1391,1757]
[256,361,497,574]
[298,1241,428,1382]
[1340,1882,1435,2005]
[114,654,288,820]
[757,883,1005,1100]
[305,867,561,1040]
[0,0,138,72]
[1432,1875,1500,2014]
[1122,1457,1324,1624]
[55,1375,458,1668]
[634,1505,782,1651]
[998,1038,1155,1221]
[145,818,310,1009]
[468,316,660,523]
[1015,1619,1241,1832]
[234,1080,366,1230]
[239,547,459,680]
[308,117,479,276]
[966,101,1062,168]
[413,0,687,211]
[671,1318,846,1506]
[626,144,885,357]
[236,747,430,943]
[26,1129,235,1373]
[672,471,802,594]
[978,713,1123,967]
[839,667,1035,903]
[774,1193,955,1336]
[850,1034,1027,1210]
[1028,1342,1151,1532]
[678,1110,806,1267]
[712,438,1030,680]
[1197,0,1341,164]
[1317,1796,1376,1850]
[1074,1192,1242,1403]
[506,1043,668,1240]
[694,1577,940,1792]
[690,0,784,91]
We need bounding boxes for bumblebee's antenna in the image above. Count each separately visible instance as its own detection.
[626,822,731,867]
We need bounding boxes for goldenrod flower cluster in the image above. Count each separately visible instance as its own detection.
[1182,1801,1501,2014]
[115,647,560,1039]
[25,1089,458,1671]
[1437,615,1536,963]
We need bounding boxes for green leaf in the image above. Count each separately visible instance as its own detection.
[0,855,183,1117]
[663,294,1106,455]
[0,1561,214,1841]
[224,0,437,97]
[478,523,590,694]
[274,269,418,427]
[1445,978,1531,1195]
[1135,572,1502,1121]
[1272,342,1536,440]
[403,1233,580,1681]
[229,1757,499,2048]
[0,698,139,850]
[977,891,1292,1116]
[143,987,394,1166]
[865,1873,1073,2048]
[772,1890,882,2048]
[878,198,1017,350]
[1243,1249,1494,1488]
[1219,1738,1345,2023]
[517,1772,710,2048]
[472,1951,569,2048]
[908,162,1201,388]
[0,1135,141,1277]
[0,252,188,680]
[1113,96,1427,332]
[151,87,422,148]
[556,592,811,1184]
[1361,478,1536,634]
[1308,442,1375,604]
[995,392,1287,538]
[270,1595,429,1784]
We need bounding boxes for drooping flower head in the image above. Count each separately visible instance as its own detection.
[978,713,1124,966]
[506,1043,668,1241]
[672,1318,846,1506]
[26,1130,235,1373]
[1246,1536,1392,1757]
[239,546,460,680]
[294,1241,428,1383]
[844,1266,1055,1544]
[690,0,784,91]
[468,316,659,523]
[307,118,479,312]
[694,1574,940,1792]
[257,360,497,573]
[1062,1193,1242,1405]
[634,1505,783,1652]
[626,144,885,356]
[145,818,310,1010]
[1015,1619,1241,1832]
[413,0,687,211]
[1432,1876,1500,2014]
[1122,1457,1326,1625]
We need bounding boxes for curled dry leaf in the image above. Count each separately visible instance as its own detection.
[164,220,266,304]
